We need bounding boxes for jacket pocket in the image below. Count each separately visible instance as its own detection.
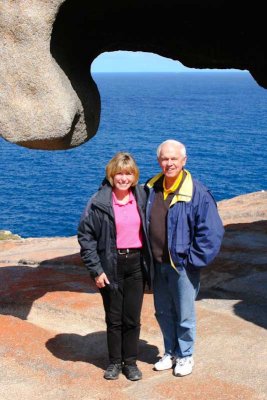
[171,249,188,269]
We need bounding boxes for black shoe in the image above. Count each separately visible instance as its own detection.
[122,364,142,381]
[104,363,122,380]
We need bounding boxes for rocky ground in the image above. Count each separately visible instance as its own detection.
[0,191,266,400]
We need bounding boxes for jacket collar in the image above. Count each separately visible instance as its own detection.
[92,180,137,212]
[146,169,193,203]
[91,181,113,212]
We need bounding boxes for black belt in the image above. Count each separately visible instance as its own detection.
[117,248,141,255]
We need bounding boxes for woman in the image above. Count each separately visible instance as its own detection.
[78,152,153,381]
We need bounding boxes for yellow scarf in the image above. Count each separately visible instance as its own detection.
[163,171,183,200]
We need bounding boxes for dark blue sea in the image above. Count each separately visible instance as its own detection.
[1,72,267,238]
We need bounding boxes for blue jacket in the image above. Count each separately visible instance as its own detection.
[145,170,224,272]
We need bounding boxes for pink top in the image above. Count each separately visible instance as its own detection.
[112,190,143,249]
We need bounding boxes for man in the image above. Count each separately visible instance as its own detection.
[145,139,224,377]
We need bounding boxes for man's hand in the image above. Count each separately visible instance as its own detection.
[95,272,110,288]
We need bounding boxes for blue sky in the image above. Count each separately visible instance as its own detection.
[91,51,191,73]
[91,51,240,73]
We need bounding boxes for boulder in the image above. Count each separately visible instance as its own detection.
[1,1,267,149]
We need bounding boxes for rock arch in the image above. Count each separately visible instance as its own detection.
[0,1,266,150]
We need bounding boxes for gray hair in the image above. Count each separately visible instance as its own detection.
[157,139,187,158]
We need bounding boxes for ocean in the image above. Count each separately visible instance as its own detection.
[1,72,266,238]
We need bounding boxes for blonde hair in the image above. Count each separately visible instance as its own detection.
[106,152,139,187]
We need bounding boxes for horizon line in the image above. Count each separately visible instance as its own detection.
[92,70,248,74]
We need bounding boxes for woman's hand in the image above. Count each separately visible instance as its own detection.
[95,272,110,288]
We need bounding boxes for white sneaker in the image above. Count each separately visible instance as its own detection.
[154,354,175,371]
[174,356,194,376]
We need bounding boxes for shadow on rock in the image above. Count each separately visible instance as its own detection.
[0,254,95,320]
[46,331,159,369]
[197,220,267,329]
[233,300,267,329]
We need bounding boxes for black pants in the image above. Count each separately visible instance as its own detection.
[100,251,145,365]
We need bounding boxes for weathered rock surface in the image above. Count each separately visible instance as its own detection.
[0,191,266,399]
[1,1,267,149]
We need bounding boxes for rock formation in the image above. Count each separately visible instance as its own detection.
[1,1,267,149]
[0,191,266,399]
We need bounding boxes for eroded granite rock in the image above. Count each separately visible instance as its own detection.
[1,1,267,149]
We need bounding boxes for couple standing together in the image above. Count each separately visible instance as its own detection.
[78,139,224,381]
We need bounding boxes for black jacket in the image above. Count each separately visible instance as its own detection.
[77,180,153,289]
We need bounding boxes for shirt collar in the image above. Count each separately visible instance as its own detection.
[163,171,183,200]
[112,190,134,205]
